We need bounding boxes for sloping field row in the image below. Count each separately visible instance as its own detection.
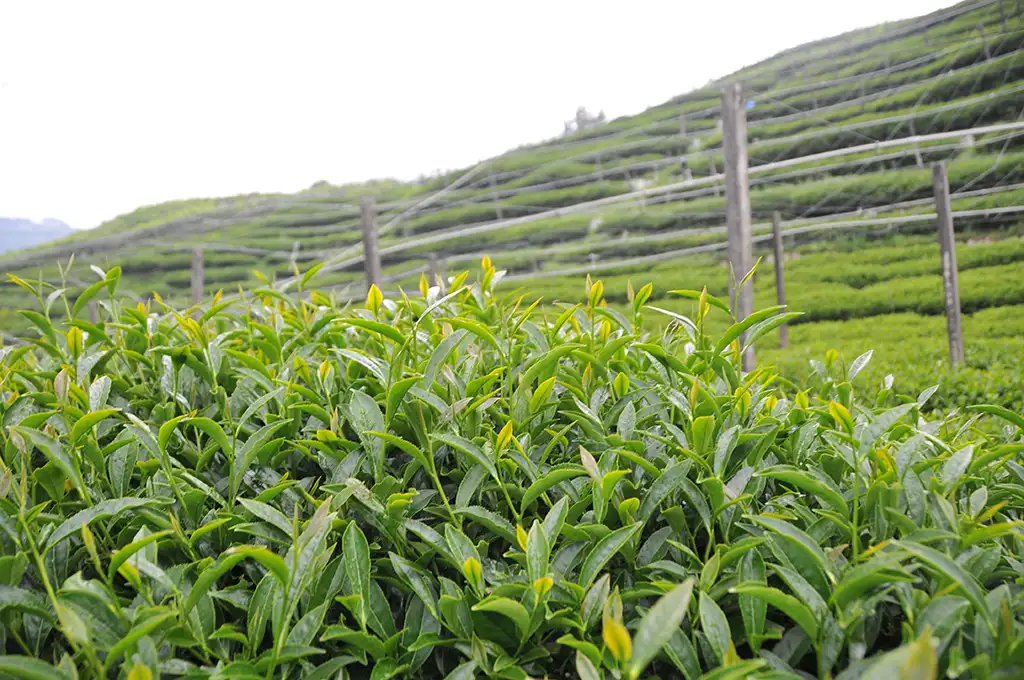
[2,0,1022,371]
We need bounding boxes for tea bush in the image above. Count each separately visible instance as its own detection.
[0,260,1022,679]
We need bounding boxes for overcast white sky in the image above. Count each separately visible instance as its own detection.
[0,0,951,230]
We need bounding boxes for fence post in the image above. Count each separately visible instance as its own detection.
[932,162,964,366]
[88,300,99,325]
[428,253,440,286]
[489,176,504,220]
[909,119,924,168]
[191,247,204,308]
[361,196,382,290]
[978,22,991,60]
[679,114,687,137]
[721,81,755,371]
[771,211,788,349]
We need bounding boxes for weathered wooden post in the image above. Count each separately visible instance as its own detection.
[722,82,755,371]
[361,196,382,290]
[932,162,964,366]
[489,175,504,220]
[191,247,204,308]
[771,211,788,349]
[88,300,99,325]
[427,253,440,286]
[910,119,924,168]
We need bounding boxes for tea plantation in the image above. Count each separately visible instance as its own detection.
[0,263,1023,678]
[2,1,1024,677]
[3,2,1024,409]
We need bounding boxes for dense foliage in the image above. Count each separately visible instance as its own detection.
[1,259,1023,679]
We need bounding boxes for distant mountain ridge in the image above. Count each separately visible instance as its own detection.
[0,217,74,254]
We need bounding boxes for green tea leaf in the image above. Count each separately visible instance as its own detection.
[578,522,642,588]
[895,540,992,631]
[627,578,695,680]
[472,596,531,637]
[698,593,731,664]
[389,552,438,620]
[0,656,72,680]
[520,465,587,513]
[434,433,498,482]
[729,585,818,640]
[47,497,157,550]
[344,522,372,629]
[69,408,121,443]
[343,317,405,344]
[184,546,288,615]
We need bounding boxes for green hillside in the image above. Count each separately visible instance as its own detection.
[3,0,1024,407]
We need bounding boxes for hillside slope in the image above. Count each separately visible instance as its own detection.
[2,0,1023,406]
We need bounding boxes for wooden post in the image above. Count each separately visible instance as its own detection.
[708,150,720,197]
[771,211,788,349]
[932,162,964,366]
[489,176,504,220]
[679,114,687,137]
[88,300,99,325]
[909,119,923,168]
[596,151,604,181]
[427,253,440,286]
[191,247,204,308]
[979,23,991,60]
[721,82,755,371]
[361,197,382,290]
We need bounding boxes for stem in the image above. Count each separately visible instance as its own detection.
[500,481,519,523]
[430,467,457,525]
[851,453,861,560]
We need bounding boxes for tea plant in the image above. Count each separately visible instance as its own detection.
[0,258,1022,679]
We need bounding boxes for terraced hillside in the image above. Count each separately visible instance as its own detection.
[3,0,1024,407]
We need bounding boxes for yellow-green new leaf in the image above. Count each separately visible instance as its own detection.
[529,376,557,413]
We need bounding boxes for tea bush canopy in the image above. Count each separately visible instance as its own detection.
[0,260,1022,678]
